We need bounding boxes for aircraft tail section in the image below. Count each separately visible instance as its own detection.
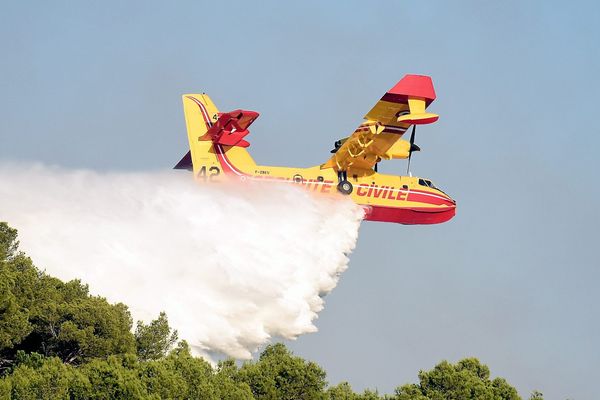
[175,94,220,173]
[176,94,257,176]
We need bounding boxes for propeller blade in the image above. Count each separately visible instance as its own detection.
[407,125,416,175]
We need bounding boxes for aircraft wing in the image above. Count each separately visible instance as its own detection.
[322,74,439,171]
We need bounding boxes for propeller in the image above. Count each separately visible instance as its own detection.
[406,125,421,175]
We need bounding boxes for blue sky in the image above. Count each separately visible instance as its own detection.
[1,1,599,398]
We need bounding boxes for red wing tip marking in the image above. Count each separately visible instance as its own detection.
[386,75,436,105]
[400,115,439,125]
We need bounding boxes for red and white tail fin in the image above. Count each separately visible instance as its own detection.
[175,94,257,176]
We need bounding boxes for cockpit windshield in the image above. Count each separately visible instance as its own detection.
[418,178,436,189]
[418,178,451,197]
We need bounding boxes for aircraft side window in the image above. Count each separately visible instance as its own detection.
[418,179,427,187]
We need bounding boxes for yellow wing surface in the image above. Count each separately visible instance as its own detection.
[322,75,439,172]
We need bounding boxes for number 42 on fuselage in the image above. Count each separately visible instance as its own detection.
[174,74,456,225]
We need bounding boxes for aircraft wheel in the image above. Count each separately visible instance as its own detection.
[337,180,353,195]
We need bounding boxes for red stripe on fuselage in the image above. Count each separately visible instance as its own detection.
[354,184,452,206]
[406,192,452,206]
[406,189,454,206]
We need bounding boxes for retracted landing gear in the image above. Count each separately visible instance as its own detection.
[336,170,353,195]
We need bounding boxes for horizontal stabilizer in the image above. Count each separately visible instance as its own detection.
[200,109,259,148]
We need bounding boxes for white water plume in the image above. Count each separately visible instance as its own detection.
[0,164,363,359]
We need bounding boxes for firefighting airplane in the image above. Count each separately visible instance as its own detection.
[174,74,456,225]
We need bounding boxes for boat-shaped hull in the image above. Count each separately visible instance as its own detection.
[362,204,456,225]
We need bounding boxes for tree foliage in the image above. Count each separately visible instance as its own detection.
[393,358,521,400]
[0,222,135,370]
[238,343,327,400]
[135,312,178,362]
[1,348,254,399]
